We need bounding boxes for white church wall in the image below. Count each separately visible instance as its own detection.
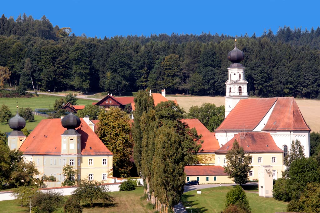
[215,131,238,147]
[253,103,276,131]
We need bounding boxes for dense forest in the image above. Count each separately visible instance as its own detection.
[1,14,320,99]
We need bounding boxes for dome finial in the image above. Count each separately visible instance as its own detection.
[235,36,237,48]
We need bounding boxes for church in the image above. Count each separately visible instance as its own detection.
[185,42,310,183]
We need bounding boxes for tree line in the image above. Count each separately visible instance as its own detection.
[1,14,320,98]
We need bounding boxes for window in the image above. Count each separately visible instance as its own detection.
[89,159,93,165]
[102,159,107,165]
[258,157,262,163]
[239,73,241,80]
[229,87,231,93]
[89,174,93,181]
[249,157,252,164]
[249,171,253,177]
[102,173,107,180]
[214,176,216,181]
[50,158,53,165]
[37,158,40,165]
[238,86,242,95]
[283,145,288,158]
[187,177,190,182]
[272,157,276,163]
[197,177,199,182]
[69,159,74,166]
[70,143,74,149]
[223,158,226,164]
[206,177,209,181]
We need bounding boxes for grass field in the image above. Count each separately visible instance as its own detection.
[181,186,287,213]
[0,187,153,213]
[0,95,95,133]
[167,96,320,133]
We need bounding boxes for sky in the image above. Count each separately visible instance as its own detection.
[1,0,320,39]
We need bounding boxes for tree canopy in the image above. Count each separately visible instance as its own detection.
[224,140,252,185]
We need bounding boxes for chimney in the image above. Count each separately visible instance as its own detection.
[149,90,152,96]
[161,89,166,97]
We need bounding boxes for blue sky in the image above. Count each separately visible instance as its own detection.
[1,0,320,38]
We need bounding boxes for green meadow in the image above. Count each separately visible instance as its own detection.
[0,95,94,133]
[182,186,288,213]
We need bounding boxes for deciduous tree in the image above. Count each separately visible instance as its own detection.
[0,66,11,88]
[0,104,12,123]
[224,140,252,185]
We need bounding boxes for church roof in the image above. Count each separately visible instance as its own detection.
[215,132,283,154]
[263,97,310,131]
[215,97,310,132]
[185,165,227,176]
[181,119,220,153]
[19,118,112,156]
[216,98,277,132]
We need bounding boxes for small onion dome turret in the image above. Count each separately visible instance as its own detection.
[9,113,26,131]
[228,46,244,63]
[61,113,81,129]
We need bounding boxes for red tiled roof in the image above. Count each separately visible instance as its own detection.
[185,165,227,176]
[215,132,283,154]
[19,118,112,156]
[181,119,220,153]
[73,105,85,110]
[263,97,310,131]
[94,95,134,107]
[131,93,169,111]
[115,97,134,105]
[216,98,277,132]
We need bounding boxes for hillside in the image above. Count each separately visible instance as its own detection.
[167,96,320,133]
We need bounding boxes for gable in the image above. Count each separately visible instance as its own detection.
[263,97,310,131]
[19,118,112,155]
[216,98,277,132]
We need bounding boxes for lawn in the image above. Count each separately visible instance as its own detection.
[0,187,154,213]
[0,95,95,133]
[181,186,287,213]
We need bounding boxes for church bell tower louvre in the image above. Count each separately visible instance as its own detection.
[225,39,248,117]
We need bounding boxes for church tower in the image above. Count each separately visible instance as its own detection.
[8,109,26,150]
[225,40,248,117]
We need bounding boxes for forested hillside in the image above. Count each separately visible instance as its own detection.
[1,14,320,98]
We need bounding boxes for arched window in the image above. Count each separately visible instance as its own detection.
[238,86,242,95]
[229,87,231,94]
[239,73,241,80]
[283,145,288,158]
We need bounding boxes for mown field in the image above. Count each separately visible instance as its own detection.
[0,95,95,133]
[0,187,154,213]
[181,186,287,213]
[167,96,320,133]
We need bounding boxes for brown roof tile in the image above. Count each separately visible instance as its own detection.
[19,118,112,156]
[216,98,277,132]
[185,165,227,176]
[215,132,283,154]
[263,97,310,131]
[181,119,220,153]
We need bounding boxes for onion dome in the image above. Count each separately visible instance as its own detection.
[61,113,81,129]
[228,46,244,63]
[9,113,26,131]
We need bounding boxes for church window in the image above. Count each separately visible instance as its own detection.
[239,73,241,80]
[283,145,288,158]
[230,74,231,80]
[229,87,231,93]
[238,86,242,95]
[69,159,74,166]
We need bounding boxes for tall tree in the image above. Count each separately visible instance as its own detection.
[0,104,12,123]
[224,140,252,185]
[283,140,305,178]
[97,107,133,177]
[0,66,11,88]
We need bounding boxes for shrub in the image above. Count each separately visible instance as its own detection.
[120,179,136,191]
[0,104,12,123]
[225,185,251,213]
[224,204,247,213]
[64,195,83,213]
[12,186,38,207]
[273,178,293,202]
[31,191,64,213]
[19,107,34,121]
